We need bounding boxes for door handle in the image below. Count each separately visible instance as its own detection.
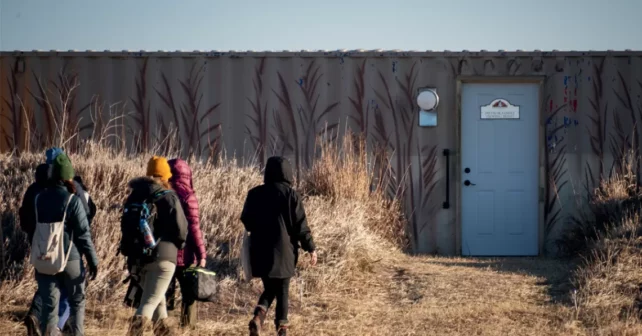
[464,180,476,186]
[443,149,451,209]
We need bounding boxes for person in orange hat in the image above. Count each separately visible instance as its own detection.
[121,156,188,336]
[146,156,174,188]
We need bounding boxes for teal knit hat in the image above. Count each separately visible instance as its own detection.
[52,153,75,181]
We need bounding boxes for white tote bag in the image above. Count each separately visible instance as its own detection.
[31,195,74,275]
[241,231,252,281]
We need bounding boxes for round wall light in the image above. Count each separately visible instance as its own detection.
[417,89,439,111]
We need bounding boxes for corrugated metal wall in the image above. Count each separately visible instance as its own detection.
[1,51,641,254]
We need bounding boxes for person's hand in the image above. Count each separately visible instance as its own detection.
[88,264,98,281]
[309,251,318,266]
[199,259,207,268]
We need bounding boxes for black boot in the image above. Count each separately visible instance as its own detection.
[249,306,267,336]
[277,325,288,336]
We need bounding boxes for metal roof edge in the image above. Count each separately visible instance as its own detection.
[1,50,641,57]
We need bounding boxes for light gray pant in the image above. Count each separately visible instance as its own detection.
[35,259,85,336]
[135,260,176,321]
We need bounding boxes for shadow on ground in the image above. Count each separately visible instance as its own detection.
[427,257,577,304]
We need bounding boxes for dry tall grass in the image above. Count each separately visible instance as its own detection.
[561,155,642,335]
[0,134,408,333]
[5,136,642,334]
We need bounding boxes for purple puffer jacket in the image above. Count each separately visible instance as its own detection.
[168,159,207,267]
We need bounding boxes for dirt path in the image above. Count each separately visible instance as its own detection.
[0,256,581,336]
[369,256,577,336]
[272,256,579,336]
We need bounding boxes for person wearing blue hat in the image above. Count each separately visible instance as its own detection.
[22,147,97,335]
[32,153,99,335]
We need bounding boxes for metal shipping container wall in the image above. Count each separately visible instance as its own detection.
[1,50,641,255]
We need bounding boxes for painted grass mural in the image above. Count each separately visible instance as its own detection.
[1,52,641,254]
[156,61,222,158]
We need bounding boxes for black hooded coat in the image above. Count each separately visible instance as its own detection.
[240,156,316,278]
[19,164,53,242]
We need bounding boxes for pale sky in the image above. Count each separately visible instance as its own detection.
[1,0,641,52]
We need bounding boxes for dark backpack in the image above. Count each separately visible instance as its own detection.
[119,190,171,260]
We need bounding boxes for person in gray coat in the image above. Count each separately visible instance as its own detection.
[32,153,99,336]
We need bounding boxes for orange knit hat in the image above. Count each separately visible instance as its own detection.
[146,156,172,182]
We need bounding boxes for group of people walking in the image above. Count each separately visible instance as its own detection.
[19,149,317,336]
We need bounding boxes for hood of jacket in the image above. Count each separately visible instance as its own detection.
[35,163,53,186]
[128,176,167,199]
[168,159,193,191]
[264,156,293,185]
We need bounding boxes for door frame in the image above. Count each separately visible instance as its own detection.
[454,76,547,256]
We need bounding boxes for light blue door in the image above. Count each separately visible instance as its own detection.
[461,83,540,256]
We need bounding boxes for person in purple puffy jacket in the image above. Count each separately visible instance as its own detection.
[166,158,207,328]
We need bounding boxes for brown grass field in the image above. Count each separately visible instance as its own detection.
[2,137,642,335]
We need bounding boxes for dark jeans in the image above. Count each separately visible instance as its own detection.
[27,284,71,331]
[167,266,198,327]
[257,277,291,326]
[35,259,86,335]
[175,266,197,327]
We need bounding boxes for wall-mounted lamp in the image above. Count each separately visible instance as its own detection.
[417,88,439,127]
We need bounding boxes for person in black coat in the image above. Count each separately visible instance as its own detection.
[20,163,54,336]
[20,164,54,242]
[20,161,98,335]
[241,156,317,336]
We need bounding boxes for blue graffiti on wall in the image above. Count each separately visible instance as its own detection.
[546,115,580,152]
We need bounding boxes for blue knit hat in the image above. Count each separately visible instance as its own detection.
[45,147,65,164]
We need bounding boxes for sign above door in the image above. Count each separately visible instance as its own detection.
[480,99,520,119]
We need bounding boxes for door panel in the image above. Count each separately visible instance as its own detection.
[505,190,525,235]
[477,122,495,173]
[476,191,495,235]
[461,83,539,256]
